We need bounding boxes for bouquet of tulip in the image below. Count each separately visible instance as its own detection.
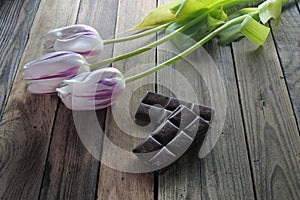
[23,0,288,110]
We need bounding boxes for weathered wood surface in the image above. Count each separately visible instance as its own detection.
[156,1,256,198]
[233,34,300,199]
[0,0,299,200]
[0,0,82,198]
[97,0,156,199]
[39,0,119,199]
[0,0,41,119]
[271,1,300,129]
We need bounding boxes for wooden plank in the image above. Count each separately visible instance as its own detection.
[0,0,81,199]
[233,34,300,200]
[197,42,256,200]
[77,0,120,61]
[157,0,255,199]
[0,0,41,119]
[39,0,120,199]
[156,3,256,198]
[39,106,105,199]
[97,0,157,199]
[271,3,300,128]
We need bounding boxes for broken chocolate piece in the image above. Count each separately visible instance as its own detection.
[135,91,212,125]
[152,121,179,146]
[132,136,163,153]
[133,105,210,170]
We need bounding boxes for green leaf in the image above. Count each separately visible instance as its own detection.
[174,0,258,21]
[241,15,270,46]
[207,9,228,26]
[218,14,270,46]
[218,23,244,45]
[169,2,182,14]
[258,0,287,25]
[129,0,181,31]
[228,7,258,20]
[165,20,206,51]
[174,0,213,21]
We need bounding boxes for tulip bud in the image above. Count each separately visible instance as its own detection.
[43,24,103,63]
[57,67,125,110]
[23,51,90,94]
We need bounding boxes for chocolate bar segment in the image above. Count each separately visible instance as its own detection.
[135,91,213,124]
[133,105,210,170]
[132,136,163,153]
[152,121,179,146]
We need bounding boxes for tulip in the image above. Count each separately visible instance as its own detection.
[23,51,90,94]
[57,67,125,110]
[43,24,103,63]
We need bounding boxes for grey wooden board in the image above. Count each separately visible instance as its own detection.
[233,35,300,200]
[271,2,300,129]
[0,0,41,119]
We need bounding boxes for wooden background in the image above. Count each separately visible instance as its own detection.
[0,0,299,199]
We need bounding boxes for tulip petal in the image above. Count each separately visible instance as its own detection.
[57,67,125,110]
[23,51,90,94]
[44,24,104,63]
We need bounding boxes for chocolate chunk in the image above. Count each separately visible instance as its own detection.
[133,105,210,171]
[133,136,163,153]
[142,91,170,107]
[165,97,180,111]
[192,105,213,121]
[135,91,212,124]
[148,147,177,168]
[152,121,179,146]
[166,131,193,156]
[168,106,197,128]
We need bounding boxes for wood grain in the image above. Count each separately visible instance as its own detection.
[0,0,81,199]
[38,0,120,199]
[39,105,104,199]
[233,35,300,199]
[0,0,41,119]
[199,41,256,200]
[97,0,157,199]
[156,0,256,199]
[271,3,300,129]
[156,13,255,200]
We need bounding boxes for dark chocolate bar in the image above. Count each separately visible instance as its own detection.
[133,105,209,170]
[135,91,212,125]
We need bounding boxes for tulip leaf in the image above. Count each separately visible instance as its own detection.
[130,0,181,31]
[166,20,207,51]
[218,15,270,46]
[258,0,288,25]
[207,9,227,26]
[228,7,259,20]
[174,0,212,21]
[174,0,258,21]
[217,23,244,45]
[241,15,270,46]
[169,2,182,14]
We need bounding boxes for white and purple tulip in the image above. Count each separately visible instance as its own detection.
[23,51,90,94]
[43,24,103,63]
[56,67,125,110]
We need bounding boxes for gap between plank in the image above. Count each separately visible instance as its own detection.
[37,100,61,200]
[230,43,259,200]
[268,16,300,136]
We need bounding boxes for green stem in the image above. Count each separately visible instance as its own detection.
[103,23,171,45]
[125,14,247,84]
[90,12,210,69]
[90,0,257,70]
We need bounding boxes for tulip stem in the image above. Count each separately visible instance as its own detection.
[90,12,210,69]
[103,23,171,45]
[90,0,257,70]
[125,15,248,83]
